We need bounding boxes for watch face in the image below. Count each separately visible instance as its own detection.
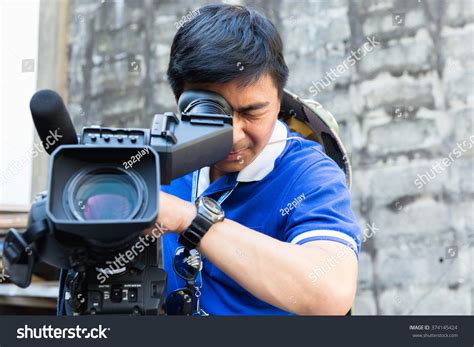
[201,197,223,214]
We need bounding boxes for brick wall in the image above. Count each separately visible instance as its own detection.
[66,0,473,314]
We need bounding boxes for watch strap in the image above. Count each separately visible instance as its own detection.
[178,213,213,249]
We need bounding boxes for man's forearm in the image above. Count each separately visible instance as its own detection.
[197,219,357,315]
[153,191,358,314]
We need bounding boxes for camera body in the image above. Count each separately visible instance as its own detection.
[3,90,234,315]
[25,137,167,315]
[62,238,167,316]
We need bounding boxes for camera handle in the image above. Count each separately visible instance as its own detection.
[66,271,87,313]
[3,220,48,288]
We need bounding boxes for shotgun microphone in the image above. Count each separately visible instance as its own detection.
[30,89,78,154]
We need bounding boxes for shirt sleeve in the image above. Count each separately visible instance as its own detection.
[281,157,361,257]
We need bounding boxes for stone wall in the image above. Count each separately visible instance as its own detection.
[66,0,473,314]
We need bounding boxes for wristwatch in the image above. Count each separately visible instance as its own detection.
[178,196,225,249]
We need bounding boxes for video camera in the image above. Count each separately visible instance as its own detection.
[2,89,234,315]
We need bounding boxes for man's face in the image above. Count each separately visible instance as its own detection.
[184,73,281,175]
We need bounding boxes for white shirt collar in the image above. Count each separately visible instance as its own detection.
[197,120,288,196]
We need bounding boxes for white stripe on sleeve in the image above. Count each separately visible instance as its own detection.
[290,229,358,251]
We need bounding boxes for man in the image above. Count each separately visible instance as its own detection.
[153,4,361,315]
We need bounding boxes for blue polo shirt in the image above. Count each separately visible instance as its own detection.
[161,120,361,315]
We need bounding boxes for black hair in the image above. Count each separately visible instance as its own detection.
[167,4,289,100]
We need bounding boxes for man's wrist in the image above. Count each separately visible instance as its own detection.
[178,196,226,250]
[178,202,197,233]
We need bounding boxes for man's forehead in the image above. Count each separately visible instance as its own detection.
[183,74,277,109]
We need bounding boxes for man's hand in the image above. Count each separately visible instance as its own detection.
[147,192,197,235]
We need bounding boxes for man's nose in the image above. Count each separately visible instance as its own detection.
[232,114,246,145]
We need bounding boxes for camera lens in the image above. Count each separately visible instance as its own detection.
[66,168,145,221]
